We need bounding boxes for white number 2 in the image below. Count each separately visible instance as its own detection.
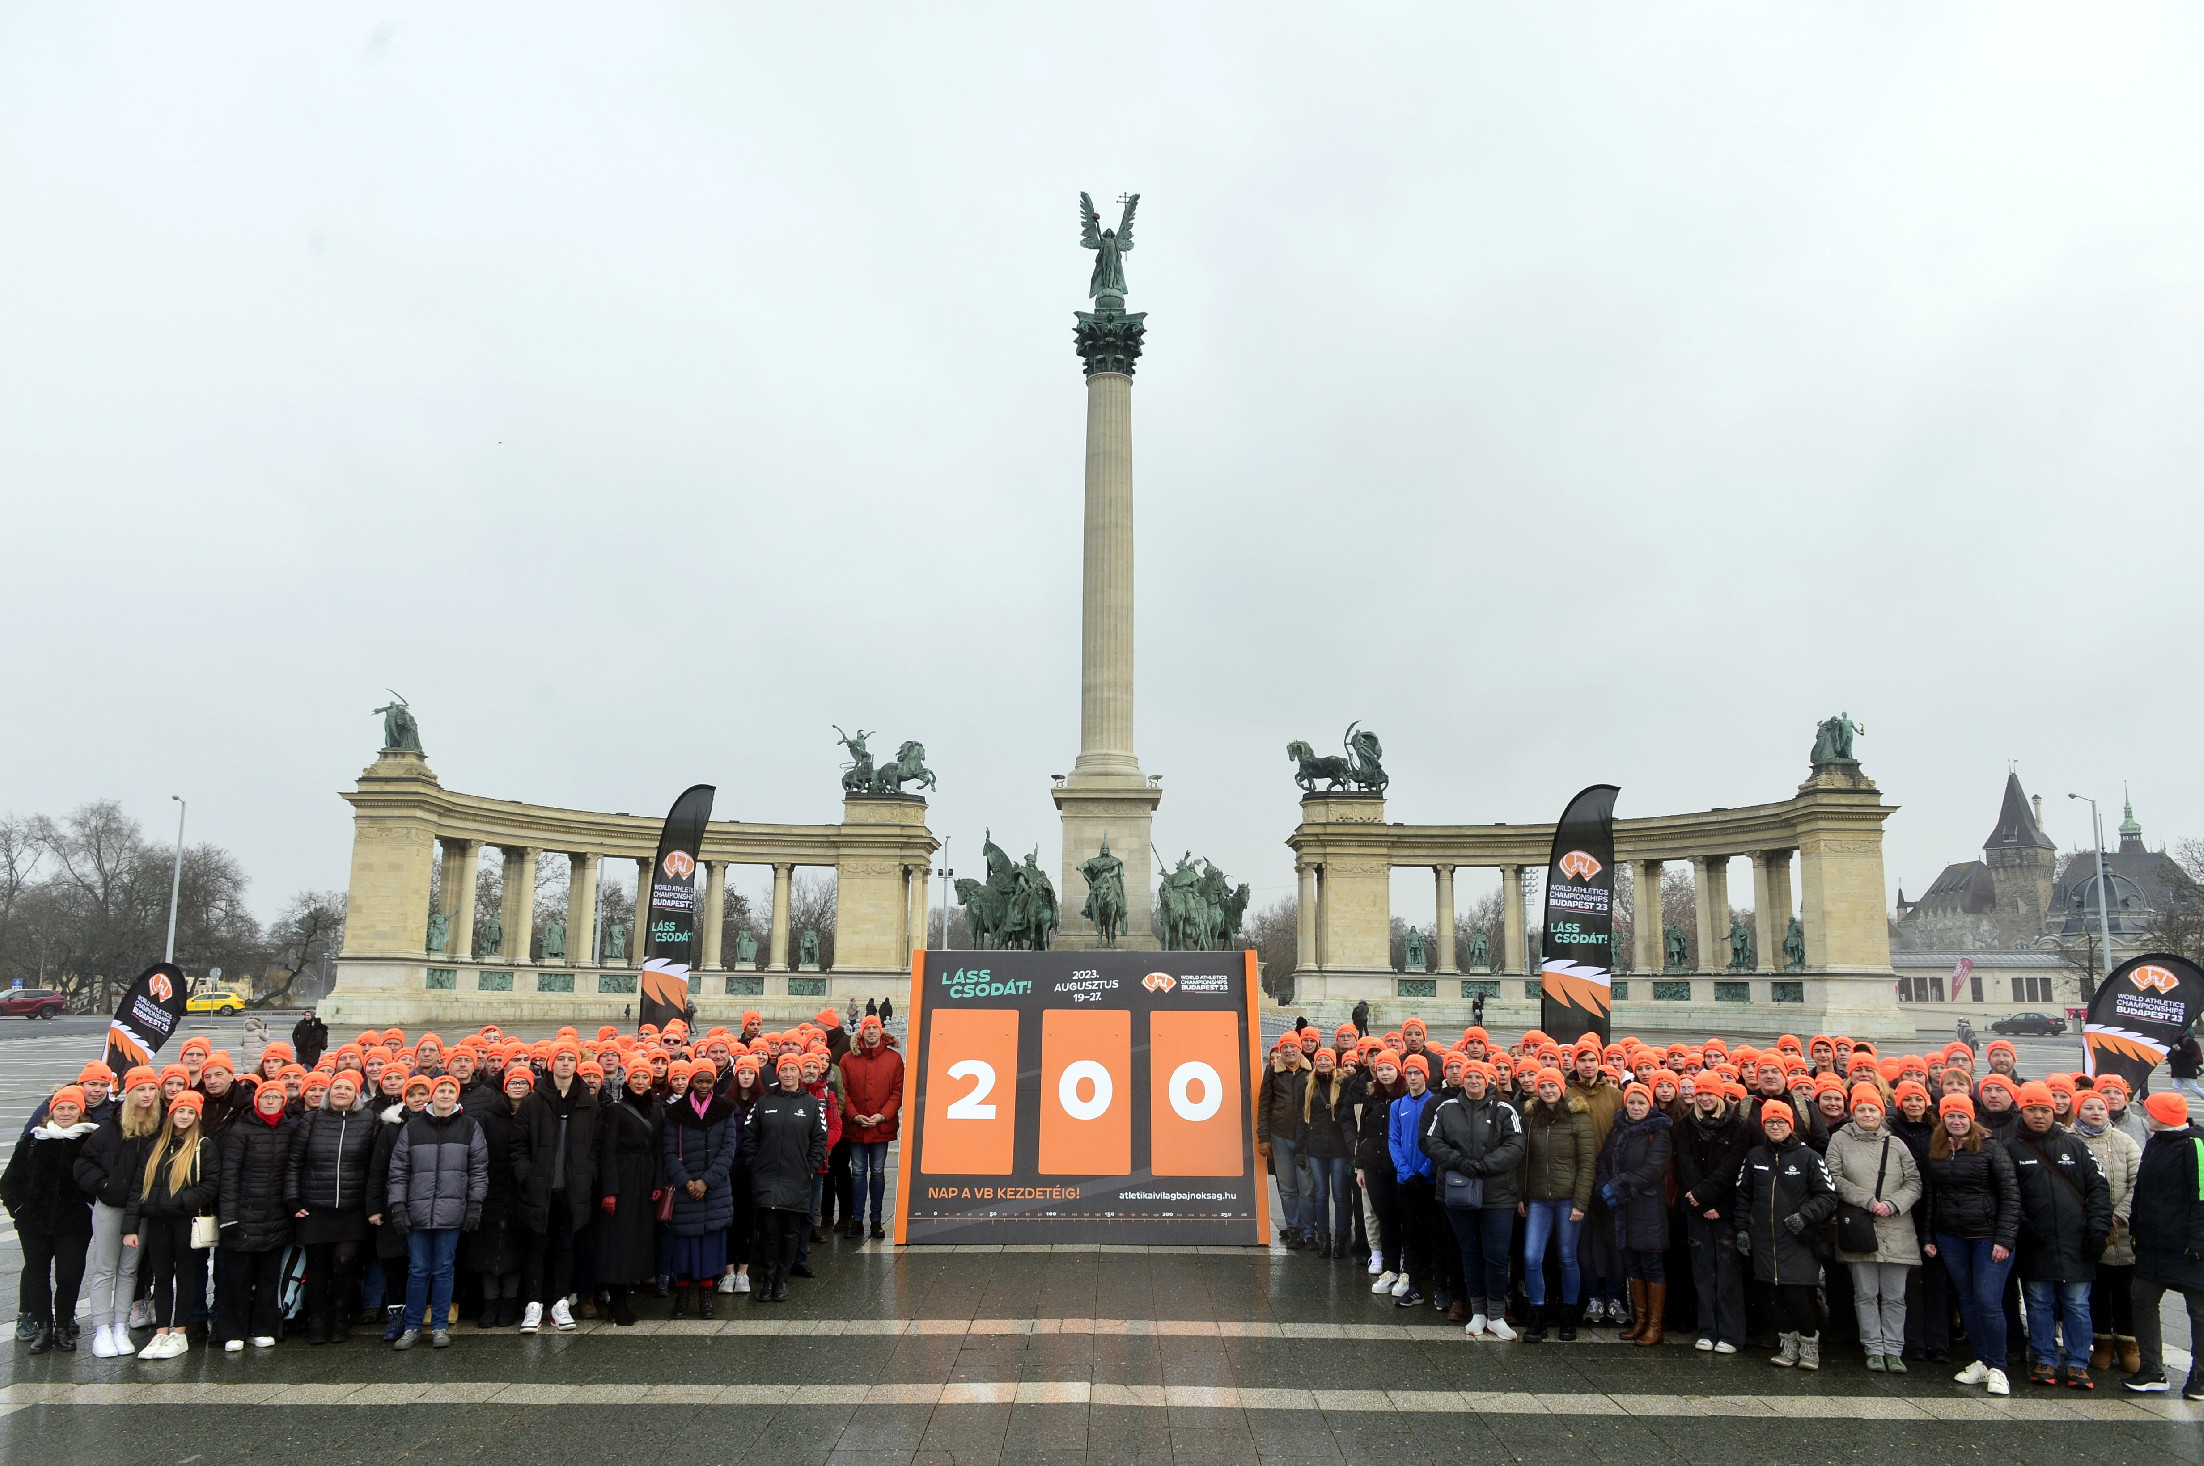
[944,1059,997,1119]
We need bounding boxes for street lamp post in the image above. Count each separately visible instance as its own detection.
[164,796,187,964]
[2068,793,2116,994]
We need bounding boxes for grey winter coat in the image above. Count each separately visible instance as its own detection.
[1826,1123,1923,1266]
[387,1106,489,1231]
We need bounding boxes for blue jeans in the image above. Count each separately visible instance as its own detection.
[2023,1279,2092,1369]
[850,1141,891,1226]
[1522,1199,1582,1306]
[1445,1205,1515,1307]
[403,1229,461,1333]
[1304,1156,1354,1240]
[1937,1234,2015,1367]
[1270,1138,1307,1233]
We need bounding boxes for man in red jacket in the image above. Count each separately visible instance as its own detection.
[839,1016,906,1240]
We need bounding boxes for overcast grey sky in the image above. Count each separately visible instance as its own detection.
[5,4,2200,928]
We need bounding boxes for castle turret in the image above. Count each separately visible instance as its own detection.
[1982,772,2056,931]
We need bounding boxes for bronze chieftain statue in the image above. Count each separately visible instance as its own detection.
[1077,837,1129,948]
[1810,712,1865,765]
[1727,916,1755,973]
[954,831,1059,950]
[1155,850,1251,951]
[374,692,422,753]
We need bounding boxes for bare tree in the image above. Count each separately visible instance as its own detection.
[258,891,346,1007]
[1243,895,1297,992]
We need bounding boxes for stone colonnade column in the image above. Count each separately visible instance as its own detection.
[1296,864,1318,971]
[768,864,793,971]
[447,840,481,961]
[499,847,536,964]
[1695,857,1729,972]
[1501,865,1525,975]
[634,858,652,959]
[1752,852,1790,973]
[1632,860,1663,975]
[1434,866,1457,974]
[1077,370,1137,771]
[906,864,928,961]
[567,854,598,967]
[701,861,726,970]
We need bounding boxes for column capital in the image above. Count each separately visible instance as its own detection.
[1073,309,1146,377]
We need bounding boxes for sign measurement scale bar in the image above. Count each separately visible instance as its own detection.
[893,949,1268,1245]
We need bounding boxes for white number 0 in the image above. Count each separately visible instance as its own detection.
[1168,1060,1223,1122]
[943,1060,997,1119]
[1058,1059,1114,1120]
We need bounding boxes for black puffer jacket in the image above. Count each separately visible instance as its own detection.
[126,1133,216,1232]
[284,1107,378,1215]
[1674,1105,1751,1221]
[2006,1123,2112,1283]
[1419,1093,1524,1211]
[465,1093,529,1275]
[1346,1073,1406,1175]
[74,1114,161,1211]
[512,1078,599,1231]
[2130,1123,2204,1292]
[220,1112,299,1253]
[1299,1074,1357,1161]
[1734,1131,1837,1285]
[744,1086,827,1213]
[1,1120,98,1236]
[1922,1130,2020,1248]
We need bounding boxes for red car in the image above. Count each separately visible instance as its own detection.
[1,987,65,1019]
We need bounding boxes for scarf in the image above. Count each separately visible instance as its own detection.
[689,1093,712,1119]
[2074,1117,2108,1138]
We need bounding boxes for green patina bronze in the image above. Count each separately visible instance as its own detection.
[837,727,935,796]
[1402,927,1427,974]
[478,911,503,957]
[1074,190,1146,377]
[1811,712,1864,765]
[1155,849,1251,952]
[1783,917,1807,972]
[375,692,422,753]
[1727,915,1755,973]
[540,914,566,961]
[602,918,626,964]
[1288,723,1388,795]
[1664,926,1690,973]
[956,831,1059,951]
[1077,836,1128,948]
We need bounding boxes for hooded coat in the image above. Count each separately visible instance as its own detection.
[2005,1122,2112,1283]
[2129,1122,2204,1291]
[595,1089,663,1283]
[1594,1109,1675,1252]
[512,1075,600,1231]
[1674,1103,1752,1222]
[2,1120,98,1237]
[744,1085,828,1213]
[219,1110,300,1253]
[838,1035,905,1144]
[464,1092,531,1275]
[1418,1092,1523,1211]
[662,1092,742,1236]
[2076,1123,2141,1267]
[1734,1131,1837,1285]
[1518,1093,1597,1210]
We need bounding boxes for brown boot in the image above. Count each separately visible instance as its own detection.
[1619,1279,1649,1341]
[2091,1335,2114,1370]
[1636,1283,1666,1347]
[1447,1297,1468,1324]
[2117,1336,2141,1374]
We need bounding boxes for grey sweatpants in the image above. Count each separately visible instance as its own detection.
[1849,1260,1911,1356]
[86,1201,142,1334]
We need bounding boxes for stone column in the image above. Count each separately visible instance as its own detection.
[1752,853,1781,973]
[768,864,793,971]
[700,860,726,970]
[499,847,536,965]
[1434,866,1457,974]
[906,864,928,961]
[1501,865,1526,975]
[634,858,653,959]
[1695,857,1729,973]
[1632,860,1663,976]
[447,841,481,962]
[1296,863,1318,972]
[566,854,598,967]
[1766,850,1794,965]
[1077,371,1137,773]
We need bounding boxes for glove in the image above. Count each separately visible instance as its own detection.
[389,1209,410,1237]
[1599,1183,1621,1208]
[463,1203,482,1233]
[600,1196,617,1215]
[1733,1231,1750,1257]
[1783,1213,1806,1237]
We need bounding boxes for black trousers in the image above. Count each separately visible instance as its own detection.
[1905,1253,1952,1356]
[140,1217,205,1328]
[825,1138,854,1227]
[1397,1177,1443,1294]
[219,1246,285,1341]
[523,1191,575,1305]
[1363,1167,1404,1273]
[17,1228,90,1328]
[303,1241,362,1325]
[1773,1281,1820,1336]
[756,1207,806,1282]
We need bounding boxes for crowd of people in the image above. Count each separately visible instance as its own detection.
[1257,1019,2204,1400]
[2,1007,903,1356]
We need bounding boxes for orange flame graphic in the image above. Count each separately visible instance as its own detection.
[1558,851,1602,882]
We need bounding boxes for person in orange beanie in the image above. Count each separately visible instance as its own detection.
[2122,1086,2204,1397]
[1,1084,98,1352]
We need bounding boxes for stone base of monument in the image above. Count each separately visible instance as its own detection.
[322,958,915,1027]
[1278,967,1914,1043]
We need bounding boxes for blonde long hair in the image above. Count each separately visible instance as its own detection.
[142,1110,204,1200]
[120,1092,163,1140]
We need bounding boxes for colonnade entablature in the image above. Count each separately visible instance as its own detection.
[1285,765,1903,1040]
[327,748,935,1026]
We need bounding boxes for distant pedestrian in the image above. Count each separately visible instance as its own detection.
[864,998,879,1018]
[878,996,893,1024]
[294,1009,331,1070]
[1351,1000,1371,1037]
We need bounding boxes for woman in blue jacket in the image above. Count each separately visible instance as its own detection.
[1388,1053,1441,1311]
[661,1060,740,1319]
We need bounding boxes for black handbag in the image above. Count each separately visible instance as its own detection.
[1834,1137,1889,1254]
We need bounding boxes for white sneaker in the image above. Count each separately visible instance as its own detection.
[1464,1314,1488,1338]
[1694,1337,1714,1352]
[1486,1317,1519,1342]
[224,1338,244,1354]
[1954,1359,1988,1385]
[1390,1275,1411,1298]
[520,1302,542,1334]
[1986,1368,2009,1396]
[1370,1271,1398,1295]
[716,1273,737,1295]
[250,1335,275,1349]
[111,1329,135,1356]
[92,1327,116,1358]
[550,1299,575,1331]
[732,1273,751,1294]
[1367,1252,1384,1275]
[1713,1341,1738,1354]
[147,1333,185,1360]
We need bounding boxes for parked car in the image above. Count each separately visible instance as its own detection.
[186,986,249,1014]
[1989,1011,2065,1036]
[1,987,66,1020]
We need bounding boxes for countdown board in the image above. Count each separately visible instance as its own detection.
[892,948,1268,1246]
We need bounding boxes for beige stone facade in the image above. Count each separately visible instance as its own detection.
[326,750,935,1027]
[1285,765,1906,1041]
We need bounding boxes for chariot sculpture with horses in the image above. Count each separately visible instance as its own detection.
[1287,721,1388,794]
